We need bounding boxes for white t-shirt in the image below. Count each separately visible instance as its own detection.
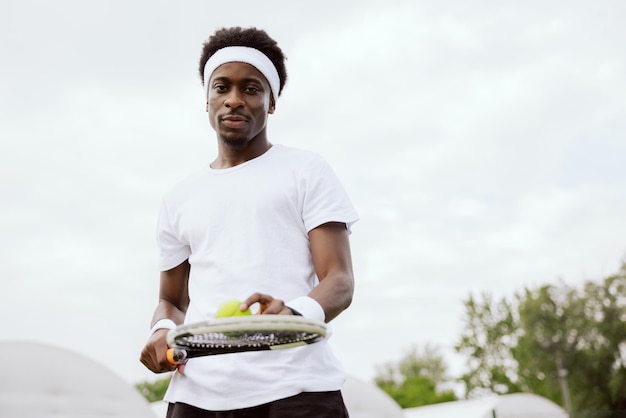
[157,144,358,411]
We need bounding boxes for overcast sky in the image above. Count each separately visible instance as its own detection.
[1,0,625,390]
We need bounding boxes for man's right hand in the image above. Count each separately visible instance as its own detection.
[140,329,183,374]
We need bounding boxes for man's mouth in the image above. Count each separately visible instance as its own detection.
[221,115,248,129]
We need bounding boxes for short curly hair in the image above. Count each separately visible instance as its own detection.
[198,27,288,97]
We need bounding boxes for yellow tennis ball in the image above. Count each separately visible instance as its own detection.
[216,299,252,318]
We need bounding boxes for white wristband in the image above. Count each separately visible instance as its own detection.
[286,296,325,323]
[149,318,177,336]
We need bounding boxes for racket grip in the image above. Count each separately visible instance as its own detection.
[166,348,188,365]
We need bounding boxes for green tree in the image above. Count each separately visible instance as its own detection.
[455,292,522,396]
[455,262,626,416]
[375,344,457,408]
[135,375,171,403]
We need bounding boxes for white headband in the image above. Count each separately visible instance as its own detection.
[203,46,280,103]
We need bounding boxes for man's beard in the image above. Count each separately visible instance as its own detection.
[220,133,249,150]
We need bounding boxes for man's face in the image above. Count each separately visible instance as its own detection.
[207,62,275,149]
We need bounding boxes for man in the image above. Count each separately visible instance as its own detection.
[140,27,358,418]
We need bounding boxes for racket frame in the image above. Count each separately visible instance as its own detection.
[166,315,327,363]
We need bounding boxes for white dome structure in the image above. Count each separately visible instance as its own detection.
[0,341,156,418]
[405,393,568,418]
[342,375,404,418]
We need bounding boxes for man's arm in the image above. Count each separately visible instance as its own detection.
[240,222,355,322]
[140,260,190,373]
[308,221,355,322]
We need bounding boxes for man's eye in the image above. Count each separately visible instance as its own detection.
[244,87,259,94]
[213,84,227,92]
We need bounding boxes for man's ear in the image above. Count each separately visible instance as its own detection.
[205,101,209,112]
[268,95,276,114]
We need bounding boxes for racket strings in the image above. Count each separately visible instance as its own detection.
[176,330,318,349]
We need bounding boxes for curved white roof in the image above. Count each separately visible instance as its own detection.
[0,341,156,418]
[405,393,568,418]
[342,375,404,418]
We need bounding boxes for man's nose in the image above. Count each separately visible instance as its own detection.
[225,90,245,108]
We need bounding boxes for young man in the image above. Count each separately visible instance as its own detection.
[140,27,358,418]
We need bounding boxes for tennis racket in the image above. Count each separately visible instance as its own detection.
[166,315,327,364]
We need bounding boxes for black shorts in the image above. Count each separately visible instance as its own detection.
[166,391,350,418]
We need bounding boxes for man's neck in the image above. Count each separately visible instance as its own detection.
[211,137,272,169]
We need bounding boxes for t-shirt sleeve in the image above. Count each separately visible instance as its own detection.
[300,155,359,233]
[156,198,191,271]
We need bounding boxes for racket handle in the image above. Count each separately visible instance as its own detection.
[166,348,188,365]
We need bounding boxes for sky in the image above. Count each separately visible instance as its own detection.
[1,0,625,393]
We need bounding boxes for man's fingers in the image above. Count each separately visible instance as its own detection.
[259,298,286,315]
[242,293,287,314]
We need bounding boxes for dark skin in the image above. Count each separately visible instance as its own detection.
[140,62,355,374]
[207,61,275,168]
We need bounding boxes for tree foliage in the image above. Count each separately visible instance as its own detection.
[455,262,626,416]
[375,344,457,408]
[454,292,522,396]
[135,375,171,403]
